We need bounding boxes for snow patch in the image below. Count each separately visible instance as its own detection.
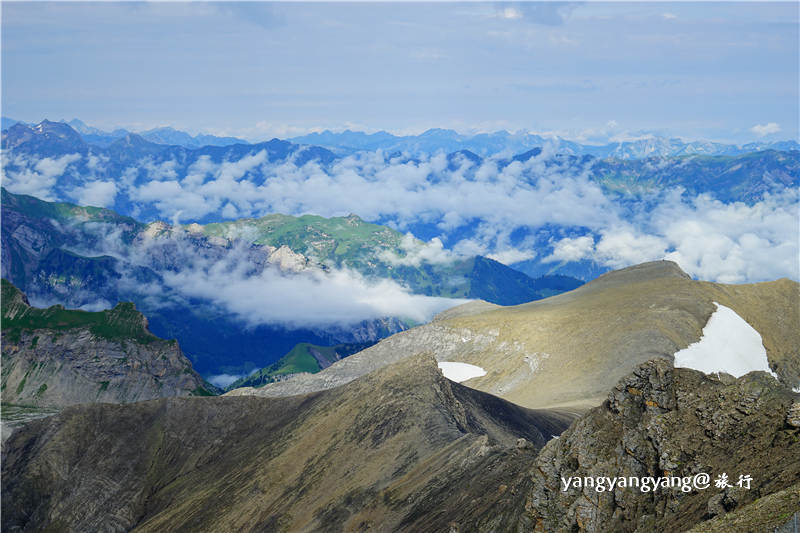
[673,302,777,379]
[438,362,487,383]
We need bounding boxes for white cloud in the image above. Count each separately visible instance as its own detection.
[207,374,243,388]
[594,228,667,269]
[114,150,618,259]
[7,145,798,288]
[545,189,799,283]
[69,223,470,328]
[750,122,781,137]
[160,258,466,328]
[379,234,459,267]
[486,248,536,265]
[545,235,595,263]
[217,149,267,181]
[656,191,799,283]
[78,299,113,312]
[2,153,81,200]
[69,180,118,207]
[142,158,179,181]
[86,153,109,172]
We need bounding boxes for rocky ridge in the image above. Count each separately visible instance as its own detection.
[228,261,800,411]
[1,354,574,532]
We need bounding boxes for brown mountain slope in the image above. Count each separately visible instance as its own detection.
[1,354,574,532]
[230,261,799,411]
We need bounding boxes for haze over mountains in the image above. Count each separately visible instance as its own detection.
[4,116,797,157]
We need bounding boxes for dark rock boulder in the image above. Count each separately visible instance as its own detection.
[527,359,800,532]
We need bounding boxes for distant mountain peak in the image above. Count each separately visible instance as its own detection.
[1,119,86,152]
[115,132,154,146]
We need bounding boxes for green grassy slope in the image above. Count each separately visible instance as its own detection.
[1,279,159,345]
[1,187,143,234]
[230,341,375,389]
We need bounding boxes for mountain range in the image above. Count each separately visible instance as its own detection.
[1,211,798,530]
[2,117,248,148]
[8,116,796,158]
[289,127,800,159]
[3,118,797,287]
[1,118,798,531]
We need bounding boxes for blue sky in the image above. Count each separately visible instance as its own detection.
[2,1,798,143]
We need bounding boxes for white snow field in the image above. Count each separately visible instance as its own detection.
[437,362,487,382]
[673,302,777,379]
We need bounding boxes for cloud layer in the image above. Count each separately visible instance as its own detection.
[545,189,799,283]
[72,224,467,329]
[5,146,799,285]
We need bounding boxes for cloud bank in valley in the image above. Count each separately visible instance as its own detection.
[5,146,799,285]
[160,258,467,328]
[72,226,468,329]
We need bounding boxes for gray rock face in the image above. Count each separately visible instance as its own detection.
[2,329,207,408]
[527,359,800,532]
[1,280,211,415]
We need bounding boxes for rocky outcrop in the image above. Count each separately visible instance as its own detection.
[1,280,211,410]
[2,329,208,408]
[526,359,800,532]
